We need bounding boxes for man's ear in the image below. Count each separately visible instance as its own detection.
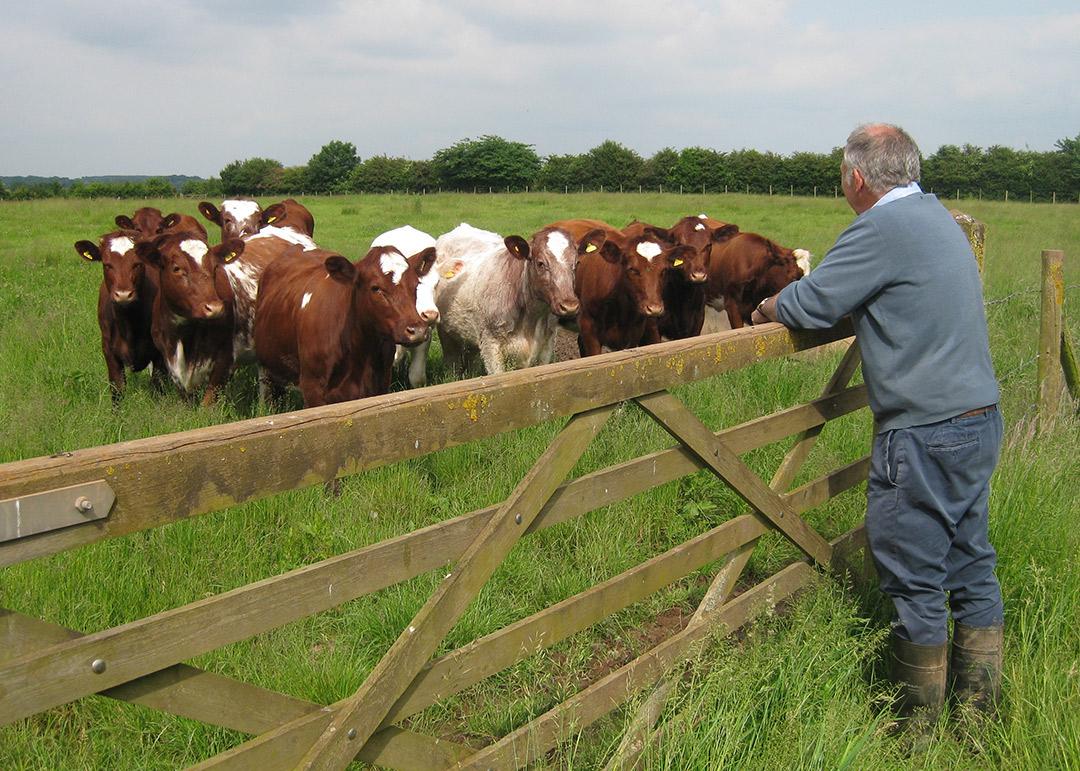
[75,240,101,262]
[324,254,356,284]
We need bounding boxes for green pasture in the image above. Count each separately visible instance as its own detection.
[0,193,1077,769]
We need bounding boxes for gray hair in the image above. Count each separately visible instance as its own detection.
[842,124,921,194]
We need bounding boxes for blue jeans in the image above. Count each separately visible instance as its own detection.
[866,407,1004,645]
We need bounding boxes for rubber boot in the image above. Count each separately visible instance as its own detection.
[950,623,1003,713]
[889,632,947,751]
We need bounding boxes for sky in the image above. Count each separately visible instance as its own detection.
[2,1,1079,178]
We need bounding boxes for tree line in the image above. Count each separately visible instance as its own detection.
[4,134,1079,202]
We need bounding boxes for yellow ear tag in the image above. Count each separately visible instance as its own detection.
[443,269,457,279]
[585,243,597,253]
[673,259,684,267]
[226,251,237,262]
[267,216,278,223]
[82,251,95,261]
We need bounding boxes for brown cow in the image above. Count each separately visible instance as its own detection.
[259,199,315,237]
[134,234,242,405]
[74,231,164,400]
[704,225,810,328]
[158,212,209,240]
[254,245,435,407]
[114,207,164,240]
[551,219,694,356]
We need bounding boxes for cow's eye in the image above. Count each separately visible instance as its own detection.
[628,268,640,276]
[537,261,548,271]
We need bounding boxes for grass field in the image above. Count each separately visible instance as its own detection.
[0,192,1078,769]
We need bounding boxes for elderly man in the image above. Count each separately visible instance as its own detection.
[753,124,1004,737]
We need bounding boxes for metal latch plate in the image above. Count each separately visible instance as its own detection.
[0,480,115,543]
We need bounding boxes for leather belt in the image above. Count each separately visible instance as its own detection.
[957,404,997,419]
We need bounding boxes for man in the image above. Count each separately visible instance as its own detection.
[753,124,1004,738]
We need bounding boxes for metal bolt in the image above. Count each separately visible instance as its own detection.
[75,497,94,513]
[346,728,357,740]
[514,513,522,525]
[91,659,106,674]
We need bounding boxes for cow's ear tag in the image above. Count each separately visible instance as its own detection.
[584,243,597,253]
[225,251,238,263]
[673,258,684,267]
[82,251,95,261]
[266,215,278,223]
[442,261,464,279]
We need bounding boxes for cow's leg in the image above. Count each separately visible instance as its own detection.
[724,296,745,330]
[641,319,662,346]
[479,337,505,375]
[298,373,329,408]
[407,337,431,388]
[439,330,464,375]
[103,348,126,404]
[577,317,603,357]
[148,360,167,394]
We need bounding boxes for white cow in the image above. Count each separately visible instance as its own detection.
[432,222,605,377]
[371,225,440,388]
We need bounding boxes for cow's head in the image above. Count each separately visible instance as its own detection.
[136,234,241,321]
[664,217,740,284]
[75,232,148,306]
[260,199,315,237]
[324,246,432,346]
[198,199,262,241]
[512,227,606,318]
[602,236,695,317]
[158,212,209,240]
[751,240,806,310]
[114,207,163,240]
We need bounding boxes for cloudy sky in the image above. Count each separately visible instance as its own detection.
[3,1,1079,178]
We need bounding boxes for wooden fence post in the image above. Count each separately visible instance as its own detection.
[1037,250,1065,432]
[951,211,986,276]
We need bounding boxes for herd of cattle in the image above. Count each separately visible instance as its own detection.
[74,200,812,408]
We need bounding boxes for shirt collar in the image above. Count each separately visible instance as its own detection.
[872,181,923,209]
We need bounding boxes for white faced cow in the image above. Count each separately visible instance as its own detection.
[432,222,605,376]
[371,225,439,388]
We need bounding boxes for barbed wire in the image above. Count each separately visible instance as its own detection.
[983,284,1080,309]
[996,354,1041,385]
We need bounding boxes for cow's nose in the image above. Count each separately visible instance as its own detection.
[421,309,439,324]
[113,290,135,304]
[205,302,224,318]
[556,299,580,317]
[644,303,664,317]
[690,271,708,283]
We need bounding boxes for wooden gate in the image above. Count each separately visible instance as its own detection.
[1,319,870,769]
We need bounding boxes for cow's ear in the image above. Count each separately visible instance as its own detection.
[215,238,245,264]
[666,245,695,267]
[600,241,623,265]
[643,226,675,244]
[711,223,739,242]
[135,240,163,267]
[325,254,356,284]
[197,202,222,226]
[409,246,437,277]
[114,215,135,230]
[504,235,530,261]
[576,229,606,256]
[158,212,181,233]
[261,203,285,227]
[75,240,101,262]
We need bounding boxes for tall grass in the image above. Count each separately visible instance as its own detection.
[0,193,1077,768]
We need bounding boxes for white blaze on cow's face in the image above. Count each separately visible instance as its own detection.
[380,251,409,285]
[415,269,440,322]
[222,200,262,240]
[546,230,571,266]
[636,241,663,261]
[98,235,143,304]
[109,236,136,256]
[181,239,211,270]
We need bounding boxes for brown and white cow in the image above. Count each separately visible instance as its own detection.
[134,234,241,405]
[550,219,694,356]
[371,225,440,388]
[74,231,164,400]
[432,222,605,375]
[258,199,315,238]
[254,245,435,407]
[158,212,209,240]
[198,199,263,241]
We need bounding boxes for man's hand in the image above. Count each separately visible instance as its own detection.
[751,295,778,325]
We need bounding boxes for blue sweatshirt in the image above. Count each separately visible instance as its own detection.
[775,193,999,432]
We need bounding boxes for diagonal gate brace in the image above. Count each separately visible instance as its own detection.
[634,391,832,566]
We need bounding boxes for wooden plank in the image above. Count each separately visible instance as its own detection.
[294,406,615,771]
[635,392,833,565]
[780,457,870,514]
[0,609,468,771]
[0,387,868,729]
[452,561,817,770]
[0,322,852,567]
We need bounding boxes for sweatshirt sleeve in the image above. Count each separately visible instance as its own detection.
[774,214,894,330]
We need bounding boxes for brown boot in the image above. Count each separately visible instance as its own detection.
[889,632,947,751]
[951,623,1003,713]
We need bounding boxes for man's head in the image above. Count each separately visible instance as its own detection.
[841,124,921,214]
